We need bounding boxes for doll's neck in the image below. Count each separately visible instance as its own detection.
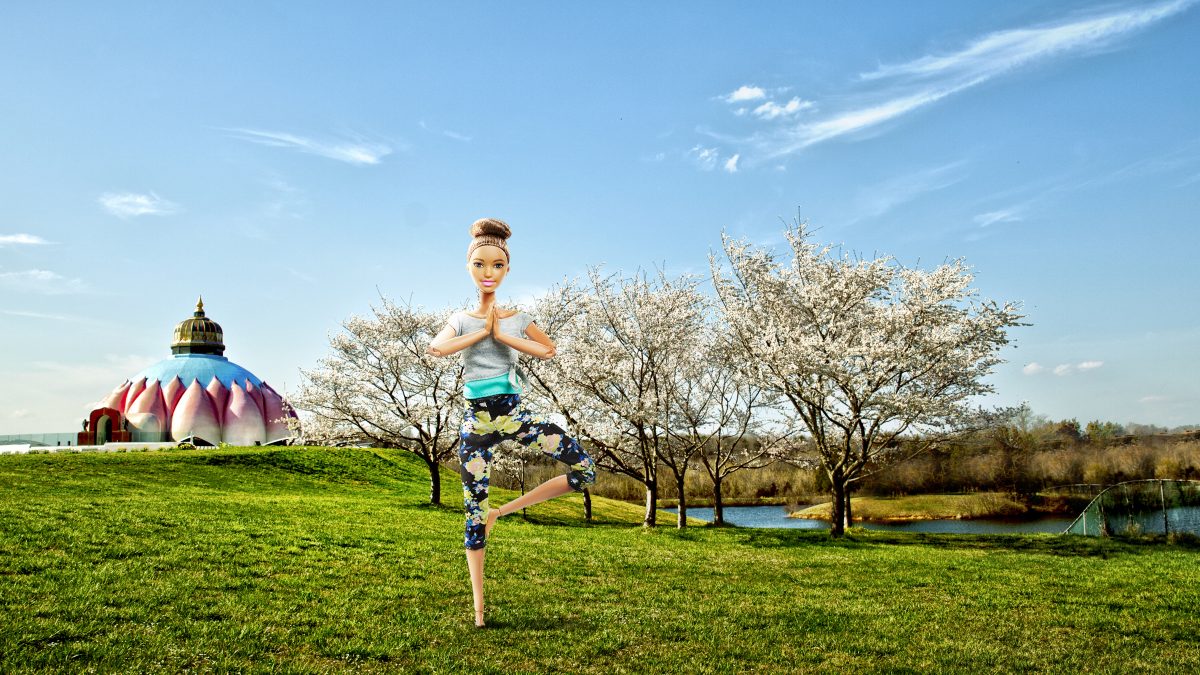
[474,292,498,316]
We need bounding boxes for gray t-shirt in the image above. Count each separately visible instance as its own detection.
[447,310,534,382]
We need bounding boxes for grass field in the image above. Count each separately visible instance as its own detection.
[2,446,1198,673]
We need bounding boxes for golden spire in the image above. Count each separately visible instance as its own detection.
[174,296,224,356]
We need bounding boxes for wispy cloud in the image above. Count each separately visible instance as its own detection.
[32,354,160,395]
[258,174,309,221]
[0,269,88,295]
[853,160,967,221]
[1139,394,1168,403]
[1022,362,1045,375]
[99,192,178,218]
[715,0,1194,166]
[688,145,720,171]
[443,130,472,142]
[973,208,1024,227]
[2,309,80,321]
[1043,360,1105,376]
[0,233,51,247]
[723,154,740,173]
[858,0,1193,82]
[220,127,393,165]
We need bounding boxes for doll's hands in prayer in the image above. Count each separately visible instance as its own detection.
[485,305,497,335]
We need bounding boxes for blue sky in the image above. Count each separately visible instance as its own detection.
[1,1,1197,434]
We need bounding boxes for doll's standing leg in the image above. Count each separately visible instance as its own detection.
[459,410,496,627]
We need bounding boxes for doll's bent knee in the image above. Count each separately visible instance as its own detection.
[566,465,596,492]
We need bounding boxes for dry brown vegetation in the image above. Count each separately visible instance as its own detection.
[492,426,1200,509]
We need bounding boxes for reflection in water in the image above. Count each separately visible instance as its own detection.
[662,504,1076,534]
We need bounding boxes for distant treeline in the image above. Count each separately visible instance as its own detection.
[861,424,1200,498]
[511,418,1200,506]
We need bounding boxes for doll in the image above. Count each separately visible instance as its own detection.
[427,217,597,628]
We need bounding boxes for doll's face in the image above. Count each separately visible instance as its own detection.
[467,245,509,295]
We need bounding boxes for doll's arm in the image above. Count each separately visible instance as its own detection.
[427,323,488,357]
[494,321,556,359]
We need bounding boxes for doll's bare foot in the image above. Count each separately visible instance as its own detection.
[475,609,486,628]
[485,508,502,540]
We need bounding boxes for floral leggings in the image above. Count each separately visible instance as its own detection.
[458,393,597,550]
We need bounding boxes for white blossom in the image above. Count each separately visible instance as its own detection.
[710,220,1025,534]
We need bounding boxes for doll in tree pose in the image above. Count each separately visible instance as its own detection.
[427,217,597,628]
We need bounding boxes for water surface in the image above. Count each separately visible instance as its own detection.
[662,504,1076,534]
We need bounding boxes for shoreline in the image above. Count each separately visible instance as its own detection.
[658,492,1088,522]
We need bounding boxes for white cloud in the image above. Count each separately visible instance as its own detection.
[973,208,1023,227]
[1077,360,1104,370]
[12,409,30,419]
[723,85,766,103]
[0,269,88,295]
[1022,362,1044,375]
[220,127,393,165]
[99,192,178,218]
[1053,364,1073,376]
[723,0,1194,164]
[724,154,740,173]
[752,97,814,120]
[1139,395,1168,403]
[688,145,720,171]
[0,233,51,247]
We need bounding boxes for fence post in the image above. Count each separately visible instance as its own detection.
[1160,479,1169,536]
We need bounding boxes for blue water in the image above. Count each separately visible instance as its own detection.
[661,504,1076,534]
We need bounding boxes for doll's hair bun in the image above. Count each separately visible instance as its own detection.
[467,217,512,261]
[470,218,511,240]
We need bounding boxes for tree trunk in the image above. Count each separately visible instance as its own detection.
[844,487,853,529]
[425,455,442,506]
[584,488,592,521]
[676,473,688,529]
[829,478,846,537]
[643,480,658,527]
[713,476,725,526]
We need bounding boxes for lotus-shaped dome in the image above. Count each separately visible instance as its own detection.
[87,298,298,446]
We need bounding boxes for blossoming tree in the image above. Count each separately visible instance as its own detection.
[670,328,792,526]
[711,221,1025,536]
[291,296,464,505]
[522,269,708,527]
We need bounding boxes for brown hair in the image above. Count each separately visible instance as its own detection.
[467,218,512,261]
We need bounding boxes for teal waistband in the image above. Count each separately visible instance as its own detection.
[464,370,522,399]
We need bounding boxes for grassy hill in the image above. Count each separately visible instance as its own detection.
[1,446,1198,673]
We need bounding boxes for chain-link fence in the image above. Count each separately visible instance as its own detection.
[1064,479,1200,536]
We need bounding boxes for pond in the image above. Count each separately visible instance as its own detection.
[661,504,1077,534]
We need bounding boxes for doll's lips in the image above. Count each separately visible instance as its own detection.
[482,280,495,286]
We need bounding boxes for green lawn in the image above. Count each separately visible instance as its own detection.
[2,446,1198,673]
